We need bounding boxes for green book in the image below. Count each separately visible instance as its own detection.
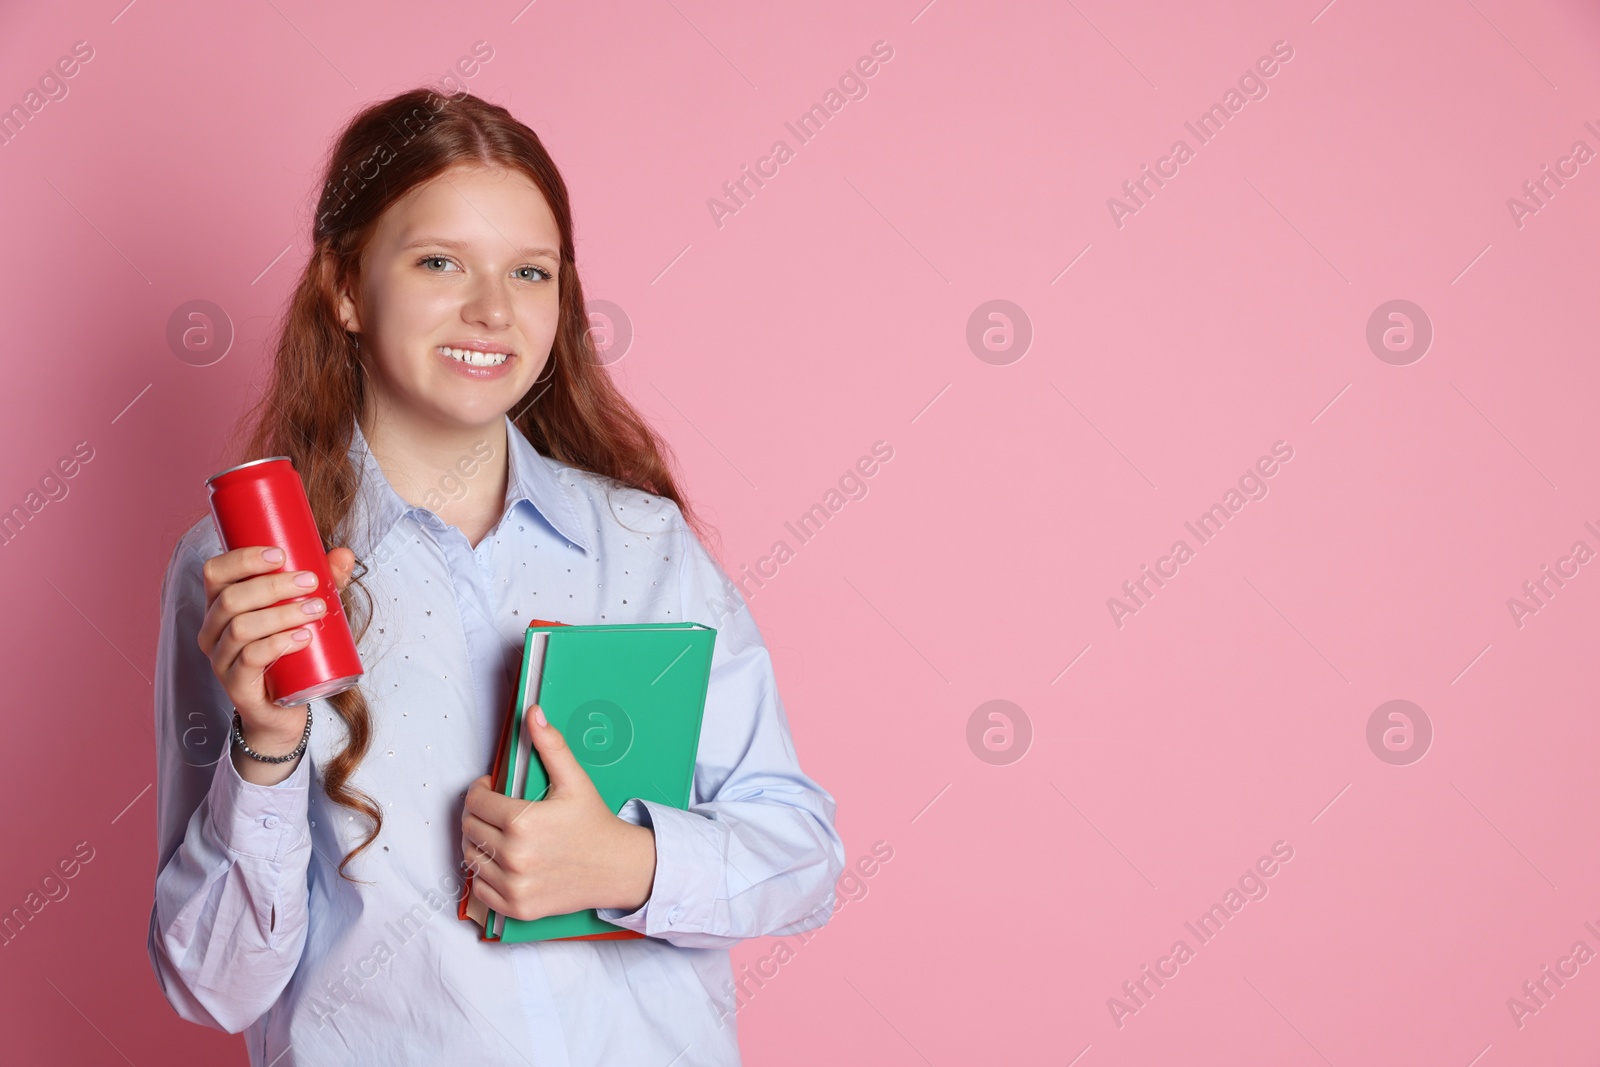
[465,620,716,943]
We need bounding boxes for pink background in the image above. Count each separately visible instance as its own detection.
[3,0,1599,1063]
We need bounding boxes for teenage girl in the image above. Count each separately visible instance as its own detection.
[149,87,844,1067]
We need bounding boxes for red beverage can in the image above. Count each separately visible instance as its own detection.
[205,456,364,706]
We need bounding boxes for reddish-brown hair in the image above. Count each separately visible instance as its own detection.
[220,86,710,879]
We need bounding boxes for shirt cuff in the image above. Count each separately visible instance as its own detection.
[596,798,722,937]
[203,746,312,863]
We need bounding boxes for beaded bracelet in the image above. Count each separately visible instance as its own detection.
[231,705,313,764]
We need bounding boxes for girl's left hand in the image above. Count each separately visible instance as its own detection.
[461,705,658,921]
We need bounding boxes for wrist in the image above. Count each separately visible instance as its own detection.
[234,705,311,759]
[607,821,657,912]
[230,706,310,788]
[231,742,303,786]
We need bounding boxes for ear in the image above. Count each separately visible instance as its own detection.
[320,255,362,334]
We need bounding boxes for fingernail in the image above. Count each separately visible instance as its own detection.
[292,629,311,640]
[302,598,326,614]
[534,705,547,727]
[294,572,318,588]
[262,548,284,563]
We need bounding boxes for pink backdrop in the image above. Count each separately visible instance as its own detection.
[3,0,1599,1063]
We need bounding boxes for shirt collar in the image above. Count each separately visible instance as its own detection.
[342,414,594,563]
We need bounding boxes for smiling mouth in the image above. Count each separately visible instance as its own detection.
[439,345,511,368]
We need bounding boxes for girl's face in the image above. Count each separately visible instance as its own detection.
[338,162,564,433]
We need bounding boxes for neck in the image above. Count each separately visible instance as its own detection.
[358,398,511,518]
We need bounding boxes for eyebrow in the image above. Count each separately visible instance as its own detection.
[403,236,560,260]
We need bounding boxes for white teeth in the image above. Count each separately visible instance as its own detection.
[439,346,509,367]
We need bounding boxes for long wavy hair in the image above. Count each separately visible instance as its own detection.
[219,86,711,880]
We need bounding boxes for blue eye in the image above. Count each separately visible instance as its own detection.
[417,255,551,282]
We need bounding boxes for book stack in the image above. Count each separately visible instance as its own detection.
[458,619,717,942]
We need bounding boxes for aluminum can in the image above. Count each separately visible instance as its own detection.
[205,456,363,706]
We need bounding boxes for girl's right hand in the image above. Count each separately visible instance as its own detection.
[197,545,357,751]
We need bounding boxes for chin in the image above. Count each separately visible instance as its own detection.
[422,395,517,431]
[456,404,518,428]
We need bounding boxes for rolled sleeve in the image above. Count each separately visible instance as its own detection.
[596,798,724,937]
[205,747,313,863]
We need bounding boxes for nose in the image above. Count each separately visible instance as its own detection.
[461,274,513,330]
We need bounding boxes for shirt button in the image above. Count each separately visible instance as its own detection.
[667,906,683,923]
[262,815,281,830]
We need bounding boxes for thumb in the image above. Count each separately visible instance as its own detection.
[527,705,598,799]
[326,546,357,593]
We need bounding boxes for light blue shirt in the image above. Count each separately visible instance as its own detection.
[148,415,844,1066]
